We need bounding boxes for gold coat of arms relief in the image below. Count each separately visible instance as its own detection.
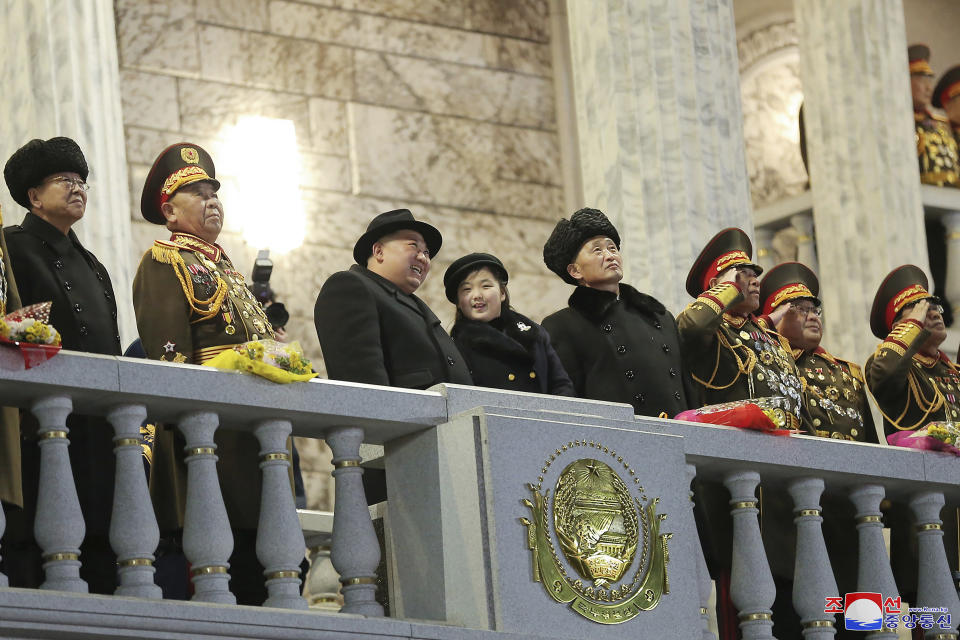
[520,440,672,624]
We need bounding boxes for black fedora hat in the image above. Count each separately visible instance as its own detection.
[686,227,762,297]
[869,265,937,339]
[759,262,820,316]
[140,143,220,224]
[4,137,89,210]
[542,208,620,285]
[353,209,442,265]
[443,253,508,302]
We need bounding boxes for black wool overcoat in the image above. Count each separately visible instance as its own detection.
[541,284,695,417]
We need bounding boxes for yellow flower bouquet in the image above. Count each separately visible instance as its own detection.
[0,302,62,368]
[203,339,318,383]
[887,421,960,455]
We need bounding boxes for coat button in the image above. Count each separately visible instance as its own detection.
[104,291,112,301]
[96,272,104,281]
[74,303,82,313]
[79,325,88,336]
[115,334,121,343]
[625,370,635,379]
[602,323,613,332]
[54,259,64,270]
[669,368,677,377]
[446,356,455,366]
[617,345,626,354]
[529,372,536,379]
[661,344,671,353]
[674,391,682,400]
[634,393,645,405]
[508,373,516,381]
[63,281,72,290]
[112,310,117,319]
[654,321,662,330]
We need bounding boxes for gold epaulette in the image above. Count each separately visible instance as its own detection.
[151,239,182,265]
[839,359,864,383]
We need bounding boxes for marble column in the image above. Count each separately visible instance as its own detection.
[795,0,926,363]
[0,0,135,347]
[560,0,753,313]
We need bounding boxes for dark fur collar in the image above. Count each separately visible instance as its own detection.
[567,283,666,321]
[452,308,539,360]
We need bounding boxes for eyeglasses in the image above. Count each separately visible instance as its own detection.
[902,300,944,315]
[791,304,822,317]
[45,176,90,192]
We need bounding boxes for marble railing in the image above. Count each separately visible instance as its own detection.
[2,350,960,640]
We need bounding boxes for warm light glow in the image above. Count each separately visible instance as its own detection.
[220,116,305,254]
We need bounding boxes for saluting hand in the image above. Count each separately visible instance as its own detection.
[903,299,930,325]
[767,302,792,326]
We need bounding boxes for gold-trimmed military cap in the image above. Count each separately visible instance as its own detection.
[933,65,960,109]
[140,143,220,224]
[869,265,937,339]
[759,262,821,316]
[686,228,762,297]
[908,44,934,77]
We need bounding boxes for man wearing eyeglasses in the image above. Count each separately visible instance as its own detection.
[759,262,877,442]
[866,264,960,437]
[2,137,121,594]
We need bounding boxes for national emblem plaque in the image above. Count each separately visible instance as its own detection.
[520,439,672,624]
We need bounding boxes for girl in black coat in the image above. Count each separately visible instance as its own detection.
[444,253,575,396]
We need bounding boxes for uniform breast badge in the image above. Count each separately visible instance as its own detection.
[520,440,671,624]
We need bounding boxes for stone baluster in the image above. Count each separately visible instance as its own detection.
[32,396,87,592]
[788,477,837,638]
[849,485,899,640]
[724,470,776,639]
[910,492,960,638]
[0,489,6,587]
[942,211,960,321]
[179,411,235,604]
[107,404,161,598]
[305,532,341,610]
[791,213,819,275]
[326,427,382,616]
[254,419,308,610]
[755,227,777,273]
[687,465,717,640]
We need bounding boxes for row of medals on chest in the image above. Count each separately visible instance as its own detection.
[803,359,864,427]
[736,327,802,418]
[194,255,269,337]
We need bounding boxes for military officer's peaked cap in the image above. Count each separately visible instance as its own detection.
[685,227,762,297]
[543,207,620,286]
[759,262,821,316]
[3,137,89,209]
[870,265,938,338]
[443,252,508,302]
[908,44,934,76]
[933,65,960,109]
[353,209,442,265]
[140,143,220,224]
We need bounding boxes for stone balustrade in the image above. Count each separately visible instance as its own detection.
[2,350,960,640]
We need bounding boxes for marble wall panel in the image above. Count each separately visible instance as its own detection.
[198,24,353,99]
[351,103,496,209]
[308,98,349,156]
[301,153,352,193]
[119,71,180,131]
[492,37,552,77]
[176,79,313,145]
[269,1,488,68]
[196,0,269,31]
[353,50,555,129]
[465,0,549,42]
[494,127,561,185]
[486,181,564,221]
[115,0,200,74]
[346,0,466,29]
[300,190,393,250]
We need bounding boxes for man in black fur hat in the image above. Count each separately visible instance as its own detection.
[2,137,121,594]
[540,207,694,417]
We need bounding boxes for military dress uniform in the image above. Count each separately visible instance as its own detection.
[865,265,960,437]
[133,143,278,605]
[758,262,877,442]
[676,228,806,431]
[910,46,960,187]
